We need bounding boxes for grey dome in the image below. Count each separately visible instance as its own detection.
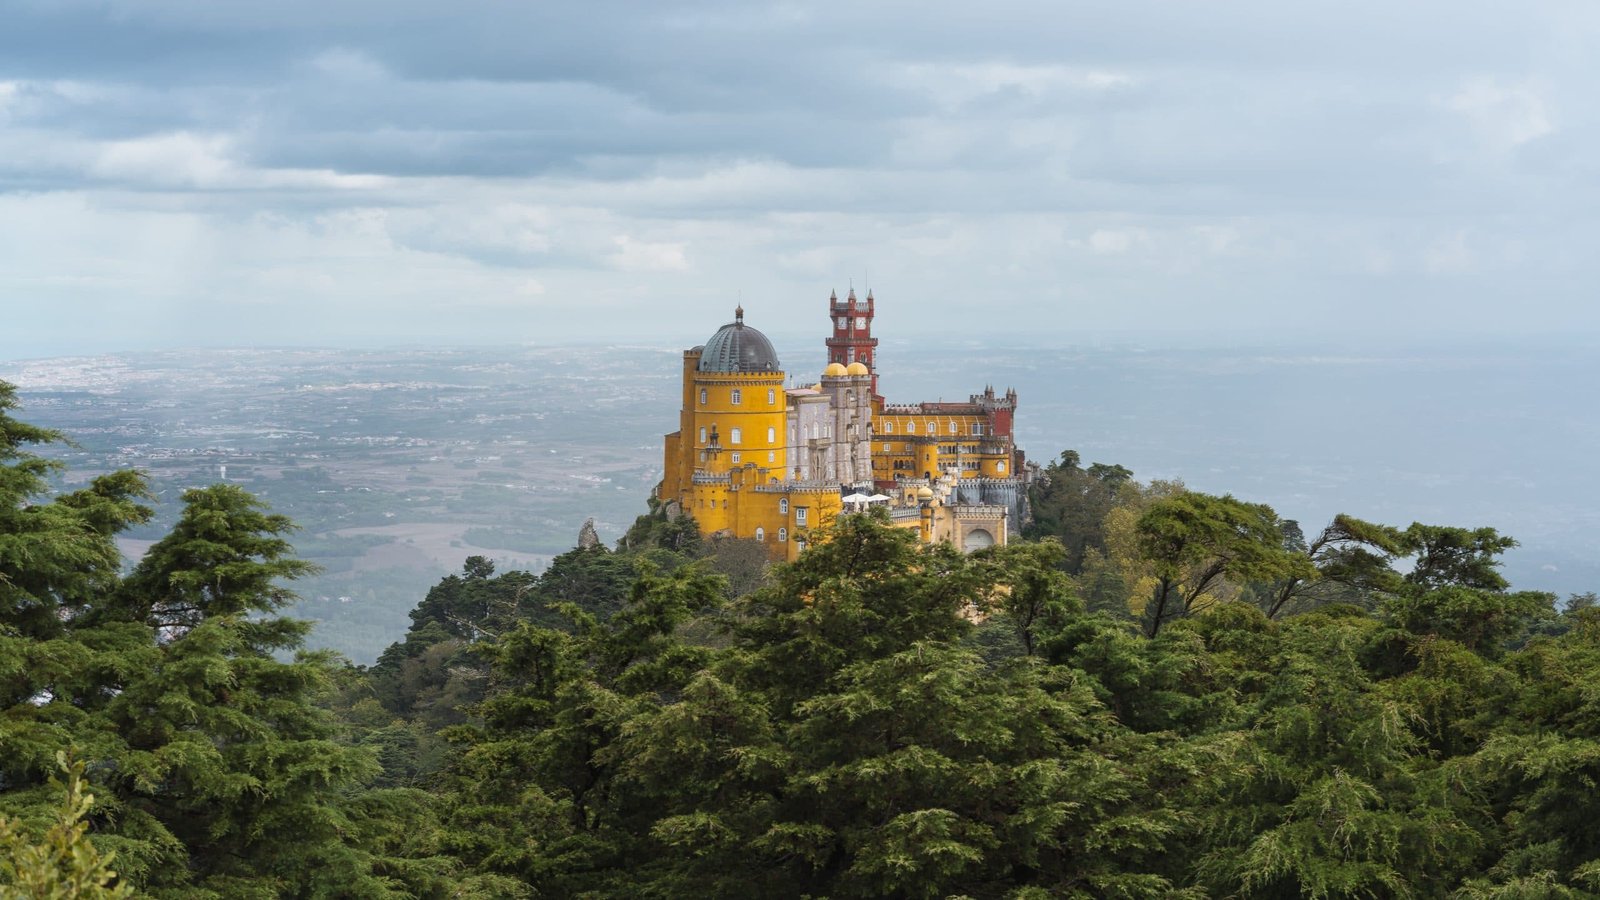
[697,307,781,373]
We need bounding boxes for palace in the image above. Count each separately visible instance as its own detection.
[658,289,1029,560]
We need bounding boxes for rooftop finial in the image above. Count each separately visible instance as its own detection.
[735,304,744,323]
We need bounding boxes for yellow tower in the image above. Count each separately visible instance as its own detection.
[664,307,788,534]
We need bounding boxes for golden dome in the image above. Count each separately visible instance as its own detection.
[823,362,849,378]
[846,361,870,376]
[916,486,935,501]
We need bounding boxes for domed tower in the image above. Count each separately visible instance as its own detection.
[664,307,789,534]
[825,288,880,405]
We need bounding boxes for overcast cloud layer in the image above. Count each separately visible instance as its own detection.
[2,0,1597,357]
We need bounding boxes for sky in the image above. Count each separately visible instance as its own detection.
[2,0,1598,359]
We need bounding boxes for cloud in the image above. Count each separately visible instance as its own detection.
[88,131,391,190]
[2,0,1599,357]
[608,236,690,273]
[1447,78,1554,149]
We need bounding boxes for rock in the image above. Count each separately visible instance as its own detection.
[577,517,601,550]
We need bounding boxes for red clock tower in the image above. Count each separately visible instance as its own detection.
[825,288,880,403]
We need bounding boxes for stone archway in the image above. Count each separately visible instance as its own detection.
[963,528,995,552]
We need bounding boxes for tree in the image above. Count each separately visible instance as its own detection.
[1023,449,1135,574]
[977,538,1079,657]
[1,381,151,643]
[1402,524,1518,593]
[1192,609,1483,897]
[442,562,726,895]
[1259,514,1411,618]
[1134,491,1315,636]
[99,485,456,896]
[114,484,315,632]
[0,753,133,899]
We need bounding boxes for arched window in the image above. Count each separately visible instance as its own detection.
[699,388,707,405]
[779,498,789,514]
[731,389,742,405]
[767,389,776,405]
[730,427,742,445]
[698,426,707,443]
[755,527,765,542]
[884,422,893,433]
[767,426,776,443]
[949,421,958,434]
[907,421,916,434]
[778,527,787,542]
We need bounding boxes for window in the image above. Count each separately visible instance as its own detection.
[884,422,893,433]
[699,450,707,461]
[884,443,892,452]
[767,389,776,405]
[731,389,742,405]
[755,527,765,541]
[699,388,707,405]
[796,507,808,525]
[699,426,707,443]
[907,421,916,434]
[731,452,741,464]
[971,423,983,436]
[767,426,776,444]
[997,461,1006,473]
[730,427,742,444]
[779,527,787,542]
[949,421,958,434]
[767,451,775,462]
[779,499,788,513]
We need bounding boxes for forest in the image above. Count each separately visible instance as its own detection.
[5,377,1600,899]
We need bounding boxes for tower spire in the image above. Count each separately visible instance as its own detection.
[824,283,881,404]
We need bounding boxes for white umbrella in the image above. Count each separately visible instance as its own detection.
[866,494,892,503]
[841,493,871,503]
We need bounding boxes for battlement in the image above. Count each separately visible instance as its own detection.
[750,481,845,495]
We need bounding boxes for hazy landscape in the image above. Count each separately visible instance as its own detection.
[5,336,1593,664]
